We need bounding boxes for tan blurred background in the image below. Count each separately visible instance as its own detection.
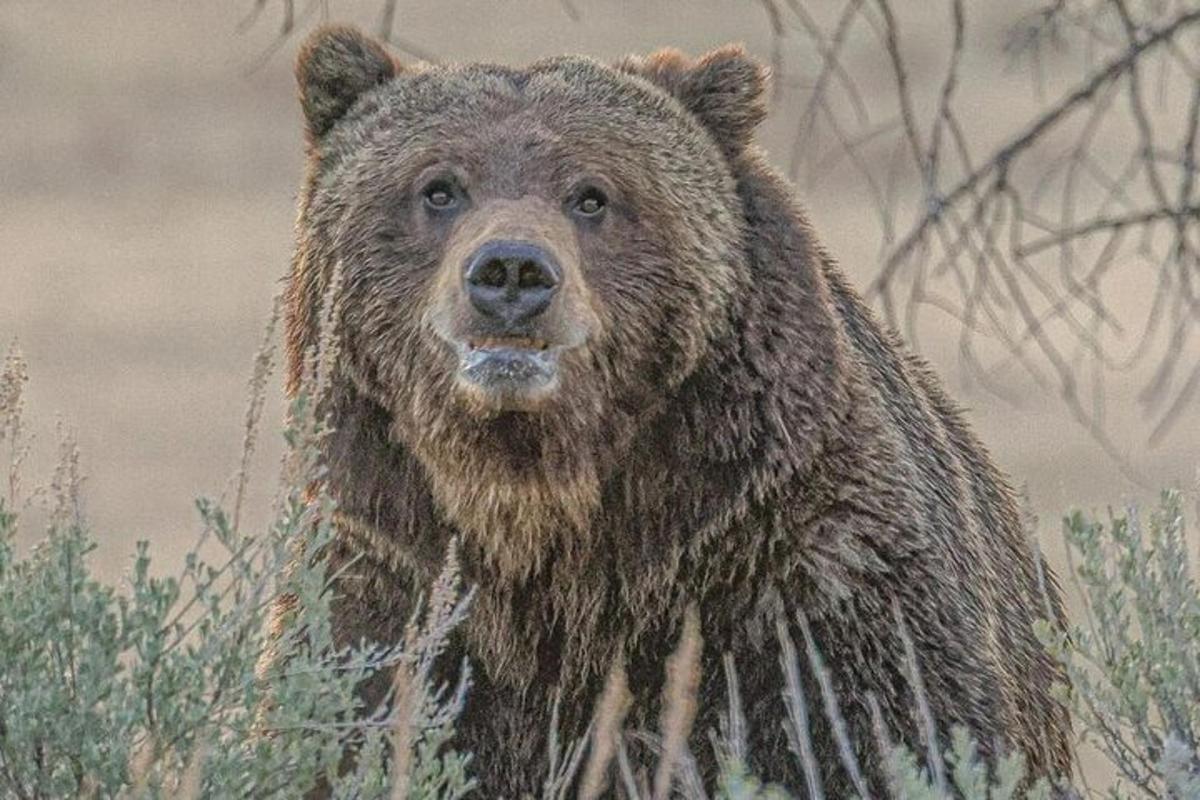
[2,1,1197,607]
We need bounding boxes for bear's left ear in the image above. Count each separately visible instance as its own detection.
[296,25,399,139]
[616,45,768,157]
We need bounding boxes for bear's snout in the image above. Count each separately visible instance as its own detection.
[464,240,561,331]
[422,197,601,411]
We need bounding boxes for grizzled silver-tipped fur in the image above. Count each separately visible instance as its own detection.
[278,24,1073,796]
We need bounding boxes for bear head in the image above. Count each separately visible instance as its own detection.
[289,26,768,574]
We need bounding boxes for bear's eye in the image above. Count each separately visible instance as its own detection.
[422,179,459,212]
[572,187,608,220]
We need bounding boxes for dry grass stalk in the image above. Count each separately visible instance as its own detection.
[652,604,702,800]
[616,739,651,800]
[540,692,595,800]
[579,657,633,800]
[542,692,565,797]
[228,293,283,535]
[717,653,748,765]
[389,656,417,800]
[393,537,471,798]
[797,612,871,799]
[311,259,345,406]
[675,749,710,800]
[892,598,947,795]
[278,259,343,515]
[0,343,30,508]
[48,426,83,531]
[778,619,825,800]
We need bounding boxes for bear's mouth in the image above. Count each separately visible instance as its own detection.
[466,336,551,352]
[455,337,562,405]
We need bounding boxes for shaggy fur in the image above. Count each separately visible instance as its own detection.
[281,25,1073,796]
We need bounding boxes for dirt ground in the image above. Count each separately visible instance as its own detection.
[2,0,1198,788]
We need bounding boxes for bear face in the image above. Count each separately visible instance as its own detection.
[292,29,768,573]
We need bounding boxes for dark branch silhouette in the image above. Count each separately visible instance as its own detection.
[759,0,1200,482]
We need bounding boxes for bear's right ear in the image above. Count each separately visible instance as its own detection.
[616,45,768,158]
[296,25,398,139]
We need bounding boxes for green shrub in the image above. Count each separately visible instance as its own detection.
[0,326,475,799]
[1039,490,1200,800]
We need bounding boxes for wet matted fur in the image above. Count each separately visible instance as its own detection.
[276,25,1073,795]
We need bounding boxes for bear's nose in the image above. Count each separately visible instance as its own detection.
[464,241,561,328]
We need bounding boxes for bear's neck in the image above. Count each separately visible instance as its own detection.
[324,283,849,595]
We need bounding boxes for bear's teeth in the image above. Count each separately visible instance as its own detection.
[468,337,548,351]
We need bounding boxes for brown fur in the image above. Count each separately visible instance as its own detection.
[278,25,1073,796]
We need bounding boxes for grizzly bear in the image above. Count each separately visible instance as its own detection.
[281,25,1073,796]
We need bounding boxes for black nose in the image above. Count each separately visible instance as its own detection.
[464,241,561,327]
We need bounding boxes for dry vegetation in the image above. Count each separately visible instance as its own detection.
[753,0,1200,482]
